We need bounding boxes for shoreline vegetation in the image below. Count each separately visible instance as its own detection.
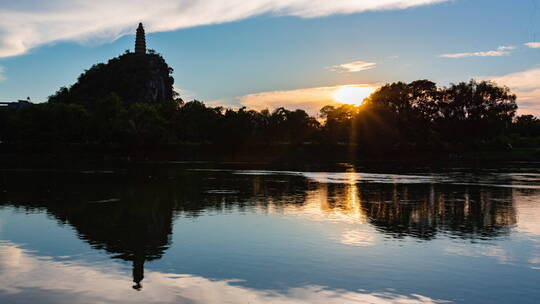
[1,52,540,165]
[1,142,539,165]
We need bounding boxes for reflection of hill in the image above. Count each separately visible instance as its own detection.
[0,171,178,289]
[48,196,174,290]
[0,169,533,265]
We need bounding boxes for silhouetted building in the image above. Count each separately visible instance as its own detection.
[135,23,146,54]
[0,97,33,110]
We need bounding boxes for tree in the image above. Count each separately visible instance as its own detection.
[513,115,540,137]
[439,80,517,143]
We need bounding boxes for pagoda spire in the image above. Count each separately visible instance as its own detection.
[135,23,146,54]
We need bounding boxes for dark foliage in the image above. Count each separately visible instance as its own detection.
[1,79,534,154]
[513,115,540,137]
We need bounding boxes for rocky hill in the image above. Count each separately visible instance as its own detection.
[49,52,176,106]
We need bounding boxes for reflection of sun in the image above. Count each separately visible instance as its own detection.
[334,85,376,105]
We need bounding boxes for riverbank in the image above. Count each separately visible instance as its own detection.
[1,143,539,169]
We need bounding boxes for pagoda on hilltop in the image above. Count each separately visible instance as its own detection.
[48,22,178,105]
[135,23,146,54]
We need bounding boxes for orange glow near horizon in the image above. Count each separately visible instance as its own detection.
[333,85,377,105]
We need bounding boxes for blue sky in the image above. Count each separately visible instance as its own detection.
[0,0,539,115]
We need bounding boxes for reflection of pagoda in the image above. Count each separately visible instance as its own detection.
[53,197,174,290]
[0,170,178,290]
[0,167,531,290]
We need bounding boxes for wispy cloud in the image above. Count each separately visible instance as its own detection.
[0,66,6,82]
[525,42,540,49]
[237,84,378,116]
[240,86,340,116]
[439,46,516,58]
[174,87,196,101]
[487,67,540,116]
[0,0,449,57]
[329,60,376,73]
[496,46,517,51]
[205,98,241,109]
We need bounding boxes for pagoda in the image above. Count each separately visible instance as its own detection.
[135,23,146,54]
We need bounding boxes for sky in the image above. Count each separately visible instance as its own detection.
[0,0,539,116]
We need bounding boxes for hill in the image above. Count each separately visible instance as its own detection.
[48,52,177,106]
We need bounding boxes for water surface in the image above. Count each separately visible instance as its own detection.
[0,165,539,303]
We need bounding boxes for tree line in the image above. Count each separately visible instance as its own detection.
[0,79,539,153]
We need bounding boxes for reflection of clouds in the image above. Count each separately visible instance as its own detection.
[530,257,540,270]
[514,191,540,238]
[271,182,374,246]
[0,243,446,304]
[512,190,540,270]
[444,244,511,264]
[296,184,368,224]
[264,182,367,225]
[0,243,36,293]
[259,179,377,249]
[341,230,375,247]
[446,241,540,271]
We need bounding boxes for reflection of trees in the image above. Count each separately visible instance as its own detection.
[200,173,523,240]
[0,169,311,289]
[362,184,518,239]
[0,168,535,287]
[305,182,519,240]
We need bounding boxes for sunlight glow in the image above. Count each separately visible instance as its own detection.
[333,85,376,105]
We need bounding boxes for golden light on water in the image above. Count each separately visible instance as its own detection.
[333,85,377,105]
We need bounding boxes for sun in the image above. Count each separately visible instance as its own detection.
[334,85,376,105]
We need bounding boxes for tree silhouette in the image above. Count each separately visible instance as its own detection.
[0,78,534,159]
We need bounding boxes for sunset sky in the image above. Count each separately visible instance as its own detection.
[0,0,539,116]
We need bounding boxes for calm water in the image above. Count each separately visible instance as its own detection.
[0,165,539,303]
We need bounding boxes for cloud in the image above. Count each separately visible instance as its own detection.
[439,46,515,58]
[525,42,540,49]
[0,66,5,81]
[240,86,341,116]
[329,60,376,73]
[487,67,540,116]
[238,84,378,116]
[204,98,246,110]
[496,46,517,51]
[174,87,195,101]
[0,0,448,57]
